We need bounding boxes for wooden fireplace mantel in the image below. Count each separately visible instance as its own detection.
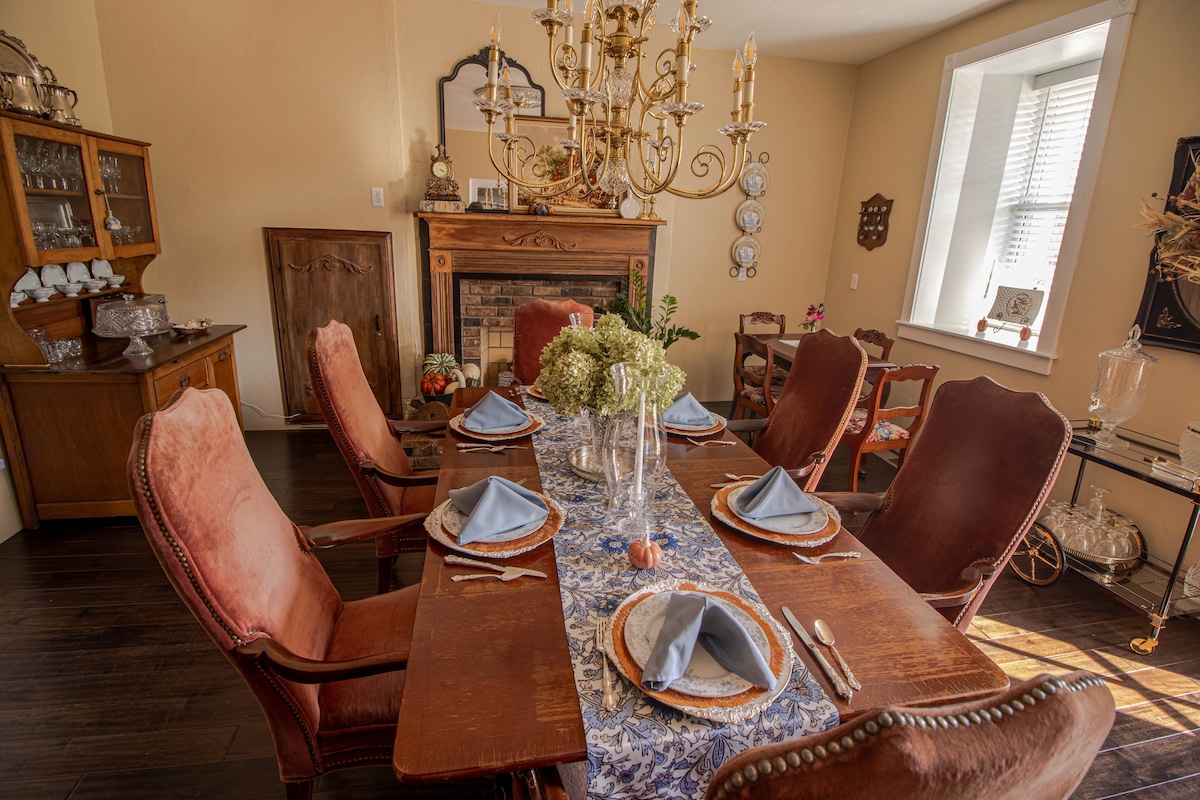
[416,212,665,354]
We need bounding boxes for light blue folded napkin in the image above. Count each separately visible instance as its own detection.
[448,476,549,544]
[735,465,821,520]
[662,392,714,428]
[461,392,531,432]
[641,592,775,692]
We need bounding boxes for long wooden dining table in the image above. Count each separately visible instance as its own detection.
[392,387,1008,788]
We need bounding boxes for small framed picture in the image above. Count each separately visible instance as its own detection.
[468,178,506,210]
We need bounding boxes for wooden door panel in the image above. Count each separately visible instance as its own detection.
[264,228,400,423]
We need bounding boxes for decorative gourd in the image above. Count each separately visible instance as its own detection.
[628,536,663,570]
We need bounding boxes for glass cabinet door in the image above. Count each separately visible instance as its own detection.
[93,143,158,256]
[10,131,100,264]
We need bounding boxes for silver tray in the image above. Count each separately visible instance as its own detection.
[566,444,633,483]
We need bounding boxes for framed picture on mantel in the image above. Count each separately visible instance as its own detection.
[1134,135,1200,354]
[506,116,619,215]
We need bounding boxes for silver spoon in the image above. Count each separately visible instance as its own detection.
[813,618,861,690]
[597,620,619,711]
[793,551,861,565]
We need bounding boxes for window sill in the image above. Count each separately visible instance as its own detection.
[896,321,1056,375]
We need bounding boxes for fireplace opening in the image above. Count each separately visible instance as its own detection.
[456,275,623,385]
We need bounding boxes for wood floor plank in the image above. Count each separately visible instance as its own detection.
[0,775,80,800]
[1071,731,1200,799]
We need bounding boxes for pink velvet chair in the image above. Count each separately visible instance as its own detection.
[705,670,1114,800]
[308,320,442,593]
[819,376,1071,630]
[512,298,595,386]
[128,388,424,800]
[731,330,867,490]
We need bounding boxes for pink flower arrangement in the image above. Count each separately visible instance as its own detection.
[803,302,825,332]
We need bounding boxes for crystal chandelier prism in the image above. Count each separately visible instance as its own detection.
[475,0,765,215]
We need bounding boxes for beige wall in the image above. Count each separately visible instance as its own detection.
[824,0,1200,558]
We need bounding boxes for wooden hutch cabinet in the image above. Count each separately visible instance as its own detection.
[0,111,244,528]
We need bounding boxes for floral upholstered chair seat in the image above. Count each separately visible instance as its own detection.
[739,382,784,407]
[846,408,909,442]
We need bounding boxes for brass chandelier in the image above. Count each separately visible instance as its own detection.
[475,0,765,216]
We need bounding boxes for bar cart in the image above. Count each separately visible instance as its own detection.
[1009,421,1200,654]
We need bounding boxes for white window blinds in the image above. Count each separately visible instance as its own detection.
[988,66,1100,322]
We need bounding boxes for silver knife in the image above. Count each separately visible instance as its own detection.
[443,554,547,579]
[781,606,853,700]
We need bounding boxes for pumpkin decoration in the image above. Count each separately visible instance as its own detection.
[628,536,663,570]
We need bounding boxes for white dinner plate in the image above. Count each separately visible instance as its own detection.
[439,498,548,544]
[727,485,829,535]
[40,264,68,289]
[66,261,91,282]
[13,268,40,292]
[622,590,770,698]
[89,258,113,277]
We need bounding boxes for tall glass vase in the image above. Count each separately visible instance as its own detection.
[605,362,668,545]
[1088,325,1157,449]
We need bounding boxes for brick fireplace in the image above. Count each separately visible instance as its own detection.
[417,212,666,377]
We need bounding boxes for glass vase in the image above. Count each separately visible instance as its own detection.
[605,362,668,541]
[1088,325,1157,449]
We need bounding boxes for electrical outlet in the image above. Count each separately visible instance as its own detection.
[371,187,384,207]
[850,273,859,290]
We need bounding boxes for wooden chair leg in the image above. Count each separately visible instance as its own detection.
[377,555,396,594]
[285,780,314,800]
[848,449,864,493]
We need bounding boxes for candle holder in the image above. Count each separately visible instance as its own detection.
[606,361,669,568]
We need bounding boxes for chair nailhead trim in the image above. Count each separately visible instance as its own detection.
[1032,688,1047,701]
[878,711,895,728]
[827,741,842,756]
[786,751,802,768]
[840,735,855,750]
[715,789,726,800]
[1022,693,1036,706]
[757,758,772,776]
[744,764,759,782]
[731,772,745,788]
[1043,681,1058,695]
[800,749,815,764]
[865,720,880,735]
[853,728,867,742]
[957,714,970,727]
[814,745,828,759]
[968,711,983,725]
[989,708,1003,721]
[1001,703,1014,716]
[772,756,788,773]
[1012,699,1026,712]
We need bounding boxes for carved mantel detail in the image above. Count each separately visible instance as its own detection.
[287,254,372,274]
[502,229,577,250]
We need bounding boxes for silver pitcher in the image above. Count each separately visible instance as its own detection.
[0,73,47,117]
[40,84,80,126]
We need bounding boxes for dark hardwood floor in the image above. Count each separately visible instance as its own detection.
[0,428,1196,799]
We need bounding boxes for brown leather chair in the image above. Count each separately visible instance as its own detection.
[820,376,1071,630]
[308,320,441,593]
[732,333,783,420]
[705,670,1114,800]
[128,388,424,800]
[734,330,867,490]
[513,298,595,385]
[838,364,938,492]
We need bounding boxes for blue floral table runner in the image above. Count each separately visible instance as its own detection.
[526,398,839,799]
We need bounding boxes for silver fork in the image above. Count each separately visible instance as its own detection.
[793,551,862,565]
[688,438,736,448]
[597,620,618,711]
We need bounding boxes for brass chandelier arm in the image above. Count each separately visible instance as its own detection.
[485,127,588,195]
[664,140,747,199]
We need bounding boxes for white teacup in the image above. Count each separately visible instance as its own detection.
[106,274,125,288]
[29,287,54,303]
[57,282,83,297]
[10,291,25,308]
[82,279,107,293]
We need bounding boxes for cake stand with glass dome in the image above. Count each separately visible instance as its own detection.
[92,293,170,356]
[1009,421,1200,656]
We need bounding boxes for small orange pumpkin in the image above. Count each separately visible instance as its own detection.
[628,537,663,570]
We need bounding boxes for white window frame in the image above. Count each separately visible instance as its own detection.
[898,0,1136,375]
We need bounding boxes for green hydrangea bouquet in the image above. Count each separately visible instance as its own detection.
[533,313,685,416]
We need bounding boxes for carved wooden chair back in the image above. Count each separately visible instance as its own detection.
[839,364,939,492]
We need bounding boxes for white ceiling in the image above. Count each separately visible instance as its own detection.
[471,0,1015,65]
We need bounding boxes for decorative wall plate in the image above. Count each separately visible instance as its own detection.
[619,195,641,219]
[731,235,760,268]
[739,162,769,197]
[735,199,764,233]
